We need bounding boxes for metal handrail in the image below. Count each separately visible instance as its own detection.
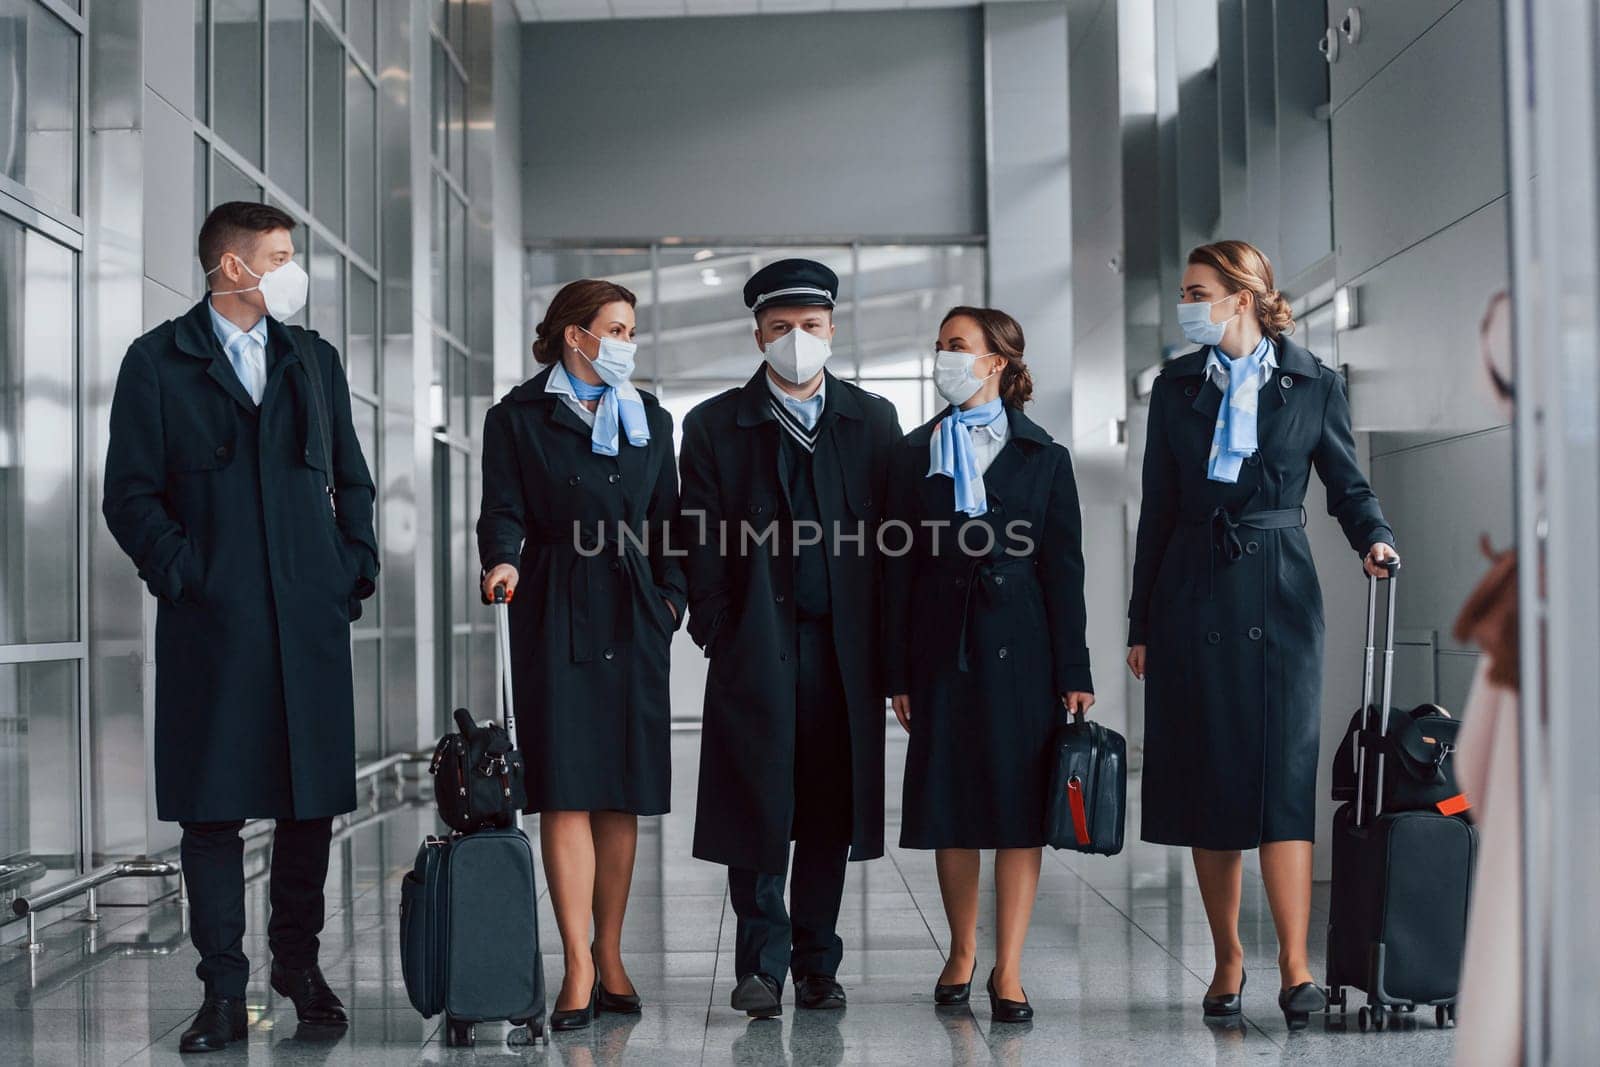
[4,748,434,951]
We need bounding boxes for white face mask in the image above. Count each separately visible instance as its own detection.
[763,327,832,385]
[933,349,1000,407]
[1176,293,1240,347]
[577,326,638,387]
[208,256,309,321]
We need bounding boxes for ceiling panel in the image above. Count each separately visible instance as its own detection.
[518,0,1028,22]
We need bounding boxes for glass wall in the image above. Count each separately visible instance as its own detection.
[525,242,986,722]
[0,0,83,906]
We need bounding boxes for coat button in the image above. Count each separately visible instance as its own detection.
[304,447,313,462]
[991,504,1003,514]
[955,578,966,588]
[861,498,872,509]
[1244,540,1259,555]
[997,647,1008,659]
[774,592,785,603]
[1184,384,1198,398]
[994,575,1006,586]
[215,445,228,459]
[1248,626,1263,641]
[608,473,620,484]
[748,504,763,515]
[1245,454,1260,466]
[1281,375,1293,389]
[1207,631,1221,645]
[779,651,789,662]
[568,475,581,486]
[603,648,615,660]
[608,559,620,571]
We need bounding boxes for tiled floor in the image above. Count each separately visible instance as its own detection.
[1,733,1458,1064]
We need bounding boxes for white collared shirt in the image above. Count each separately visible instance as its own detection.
[765,369,826,431]
[545,362,596,427]
[207,298,268,404]
[1203,337,1278,392]
[968,410,1011,476]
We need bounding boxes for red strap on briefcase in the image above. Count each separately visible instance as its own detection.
[1067,776,1091,846]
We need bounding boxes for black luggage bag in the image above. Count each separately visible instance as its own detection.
[1324,563,1476,1032]
[400,586,547,1046]
[1045,709,1127,855]
[429,707,527,834]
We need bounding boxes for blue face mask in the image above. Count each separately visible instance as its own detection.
[1176,293,1240,347]
[578,326,637,387]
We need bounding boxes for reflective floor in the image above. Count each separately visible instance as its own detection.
[1,733,1457,1064]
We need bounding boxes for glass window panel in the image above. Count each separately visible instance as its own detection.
[351,638,379,757]
[429,40,445,163]
[447,68,465,183]
[213,0,263,167]
[657,379,745,453]
[864,378,926,436]
[347,267,378,395]
[310,17,344,236]
[448,350,467,436]
[430,178,445,325]
[266,0,307,204]
[856,246,985,380]
[447,191,465,338]
[469,353,492,446]
[429,336,446,429]
[193,136,210,294]
[194,0,209,123]
[448,0,466,59]
[0,0,81,213]
[347,0,374,66]
[0,223,77,644]
[309,240,344,352]
[347,63,376,263]
[212,147,262,206]
[449,449,468,631]
[0,661,80,899]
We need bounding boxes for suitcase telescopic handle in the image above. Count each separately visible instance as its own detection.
[1354,560,1401,827]
[490,583,521,830]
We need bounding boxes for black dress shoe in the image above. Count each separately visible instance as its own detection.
[550,984,597,1031]
[794,974,846,1011]
[986,970,1033,1024]
[1278,981,1327,1031]
[597,980,642,1015]
[730,973,783,1019]
[934,962,978,1006]
[1202,968,1246,1019]
[179,996,247,1053]
[269,962,348,1025]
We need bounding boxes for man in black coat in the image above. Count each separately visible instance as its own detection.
[103,202,377,1053]
[679,259,902,1018]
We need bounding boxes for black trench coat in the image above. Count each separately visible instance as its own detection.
[103,300,378,823]
[679,368,901,875]
[1129,339,1394,849]
[885,407,1094,850]
[477,366,686,815]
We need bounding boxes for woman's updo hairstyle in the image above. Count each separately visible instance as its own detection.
[940,305,1034,407]
[1187,240,1296,339]
[532,278,638,364]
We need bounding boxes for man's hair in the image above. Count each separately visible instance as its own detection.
[197,201,297,276]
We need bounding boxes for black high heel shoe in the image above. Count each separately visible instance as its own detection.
[550,983,597,1031]
[1278,982,1326,1031]
[1202,968,1246,1019]
[597,980,642,1015]
[986,970,1033,1024]
[934,961,978,1006]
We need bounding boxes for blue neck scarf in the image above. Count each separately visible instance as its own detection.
[1206,338,1271,483]
[928,398,1005,517]
[562,365,650,456]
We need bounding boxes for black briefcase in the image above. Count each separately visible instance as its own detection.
[429,707,526,834]
[1331,702,1468,818]
[1045,711,1127,855]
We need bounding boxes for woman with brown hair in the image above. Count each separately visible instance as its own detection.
[1126,240,1398,1029]
[477,278,686,1031]
[884,306,1095,1023]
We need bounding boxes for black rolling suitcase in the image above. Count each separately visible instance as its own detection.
[400,586,547,1046]
[1325,563,1476,1032]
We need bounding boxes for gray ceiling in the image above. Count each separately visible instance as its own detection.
[513,0,1034,22]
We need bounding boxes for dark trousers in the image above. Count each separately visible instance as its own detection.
[729,841,849,988]
[729,619,853,989]
[180,817,334,997]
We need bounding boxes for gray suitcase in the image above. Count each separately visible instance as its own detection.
[399,588,547,1046]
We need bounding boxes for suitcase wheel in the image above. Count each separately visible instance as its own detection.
[1435,1004,1455,1029]
[1358,1004,1389,1032]
[511,1017,549,1045]
[444,1017,476,1047]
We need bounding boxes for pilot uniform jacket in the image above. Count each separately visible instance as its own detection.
[1129,338,1394,849]
[477,365,687,815]
[679,368,902,876]
[102,299,378,823]
[885,406,1093,849]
